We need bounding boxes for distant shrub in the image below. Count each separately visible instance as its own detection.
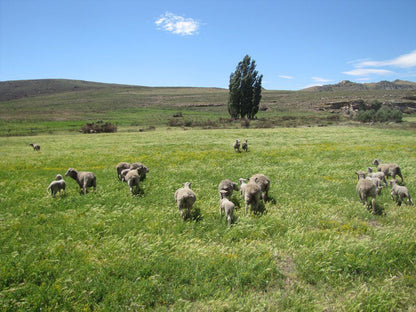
[81,121,117,133]
[355,104,402,123]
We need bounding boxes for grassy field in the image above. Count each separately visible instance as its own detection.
[2,79,416,136]
[1,126,416,311]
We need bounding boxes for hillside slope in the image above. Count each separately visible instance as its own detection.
[0,79,140,102]
[302,79,416,92]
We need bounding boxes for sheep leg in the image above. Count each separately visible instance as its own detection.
[371,198,376,214]
[227,214,232,226]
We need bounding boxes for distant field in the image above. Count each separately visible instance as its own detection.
[1,79,416,136]
[1,127,416,310]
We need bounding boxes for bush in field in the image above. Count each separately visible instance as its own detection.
[81,121,117,133]
[356,103,402,123]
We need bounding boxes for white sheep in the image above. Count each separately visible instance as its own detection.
[356,170,383,195]
[116,162,130,180]
[233,139,241,152]
[389,179,413,205]
[239,178,261,215]
[47,175,66,197]
[249,173,270,202]
[29,143,40,151]
[119,168,130,182]
[242,139,248,152]
[65,168,96,195]
[367,167,387,186]
[219,190,235,226]
[356,171,378,214]
[124,168,141,195]
[218,179,239,199]
[174,182,196,219]
[130,162,149,181]
[372,159,403,182]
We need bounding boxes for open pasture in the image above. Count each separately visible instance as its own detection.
[1,126,416,311]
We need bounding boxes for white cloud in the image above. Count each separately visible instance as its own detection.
[279,75,294,79]
[355,50,416,68]
[342,68,393,76]
[155,12,200,36]
[312,76,332,83]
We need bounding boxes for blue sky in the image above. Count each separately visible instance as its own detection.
[1,0,415,90]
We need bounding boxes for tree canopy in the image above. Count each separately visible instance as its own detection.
[228,55,263,119]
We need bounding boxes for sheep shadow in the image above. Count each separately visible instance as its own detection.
[182,206,203,222]
[367,202,385,216]
[252,201,267,216]
[265,195,277,205]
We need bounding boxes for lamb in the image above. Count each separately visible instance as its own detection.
[249,174,270,202]
[174,182,196,219]
[367,167,387,186]
[242,139,248,152]
[356,170,383,195]
[372,159,403,182]
[130,162,149,181]
[239,178,261,215]
[29,143,40,151]
[116,162,131,180]
[124,168,141,195]
[65,168,96,195]
[389,179,413,205]
[219,190,235,226]
[218,179,239,199]
[120,168,131,182]
[47,175,66,197]
[356,170,378,214]
[233,139,241,152]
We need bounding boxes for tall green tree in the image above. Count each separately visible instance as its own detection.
[227,55,263,119]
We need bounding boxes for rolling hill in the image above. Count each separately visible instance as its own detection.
[1,79,416,135]
[301,79,416,92]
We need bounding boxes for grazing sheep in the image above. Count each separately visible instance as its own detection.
[29,143,40,151]
[47,175,66,197]
[218,179,239,199]
[65,168,96,195]
[372,159,403,182]
[120,168,131,182]
[233,139,241,152]
[249,174,270,202]
[116,162,131,180]
[389,179,413,205]
[239,178,261,215]
[239,178,247,195]
[356,171,378,214]
[130,162,149,181]
[367,176,384,195]
[220,190,235,226]
[367,167,387,186]
[356,170,383,195]
[174,182,196,219]
[124,168,141,195]
[242,139,248,152]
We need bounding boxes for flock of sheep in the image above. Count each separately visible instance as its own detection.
[356,159,413,214]
[41,140,413,225]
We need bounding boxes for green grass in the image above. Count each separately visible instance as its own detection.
[1,126,416,311]
[2,80,415,136]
